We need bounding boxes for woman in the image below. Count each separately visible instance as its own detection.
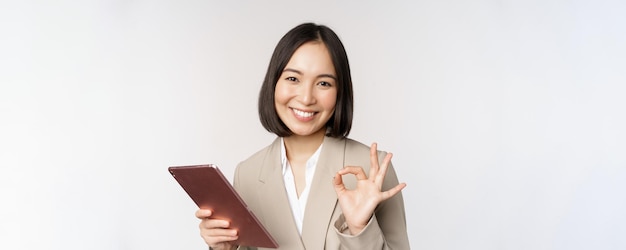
[195,23,410,249]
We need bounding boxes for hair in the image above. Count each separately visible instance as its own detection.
[258,23,353,138]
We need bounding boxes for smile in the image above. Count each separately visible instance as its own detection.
[292,108,316,118]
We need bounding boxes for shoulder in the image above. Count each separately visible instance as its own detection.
[343,137,372,153]
[340,137,391,166]
[236,137,281,171]
[323,136,369,151]
[341,137,388,156]
[233,138,281,190]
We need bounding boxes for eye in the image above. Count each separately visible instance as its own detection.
[285,76,298,82]
[318,81,333,87]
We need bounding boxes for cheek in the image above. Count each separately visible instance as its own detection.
[321,90,338,110]
[274,83,289,104]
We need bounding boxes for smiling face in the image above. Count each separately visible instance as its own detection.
[274,41,338,138]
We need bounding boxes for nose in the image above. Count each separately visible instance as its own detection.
[299,83,316,105]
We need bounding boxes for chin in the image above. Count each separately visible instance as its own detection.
[290,128,325,137]
[290,131,315,137]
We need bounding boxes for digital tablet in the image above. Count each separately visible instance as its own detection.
[168,164,278,248]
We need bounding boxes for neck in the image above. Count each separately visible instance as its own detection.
[283,128,326,161]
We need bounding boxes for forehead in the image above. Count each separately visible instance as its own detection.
[284,41,336,75]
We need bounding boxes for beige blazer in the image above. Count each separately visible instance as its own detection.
[233,136,410,249]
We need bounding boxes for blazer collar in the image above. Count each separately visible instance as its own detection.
[258,137,282,184]
[257,136,347,249]
[301,136,346,249]
[257,138,304,248]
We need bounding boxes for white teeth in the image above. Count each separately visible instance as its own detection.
[293,108,314,118]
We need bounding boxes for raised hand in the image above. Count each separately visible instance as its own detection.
[332,143,407,235]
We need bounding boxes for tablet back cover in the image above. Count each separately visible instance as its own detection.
[168,164,278,248]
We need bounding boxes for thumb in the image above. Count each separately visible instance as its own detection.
[195,209,212,219]
[333,172,346,194]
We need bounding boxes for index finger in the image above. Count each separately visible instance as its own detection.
[337,166,368,181]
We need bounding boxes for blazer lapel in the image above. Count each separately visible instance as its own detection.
[257,138,305,249]
[301,137,346,249]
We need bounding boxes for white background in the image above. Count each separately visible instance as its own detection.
[1,1,625,249]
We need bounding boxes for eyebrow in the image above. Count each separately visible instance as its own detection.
[283,68,337,80]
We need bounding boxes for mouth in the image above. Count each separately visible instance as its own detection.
[291,108,316,118]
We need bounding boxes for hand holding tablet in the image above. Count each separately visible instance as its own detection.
[168,164,278,248]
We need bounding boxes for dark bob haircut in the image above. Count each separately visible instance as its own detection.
[258,23,353,138]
